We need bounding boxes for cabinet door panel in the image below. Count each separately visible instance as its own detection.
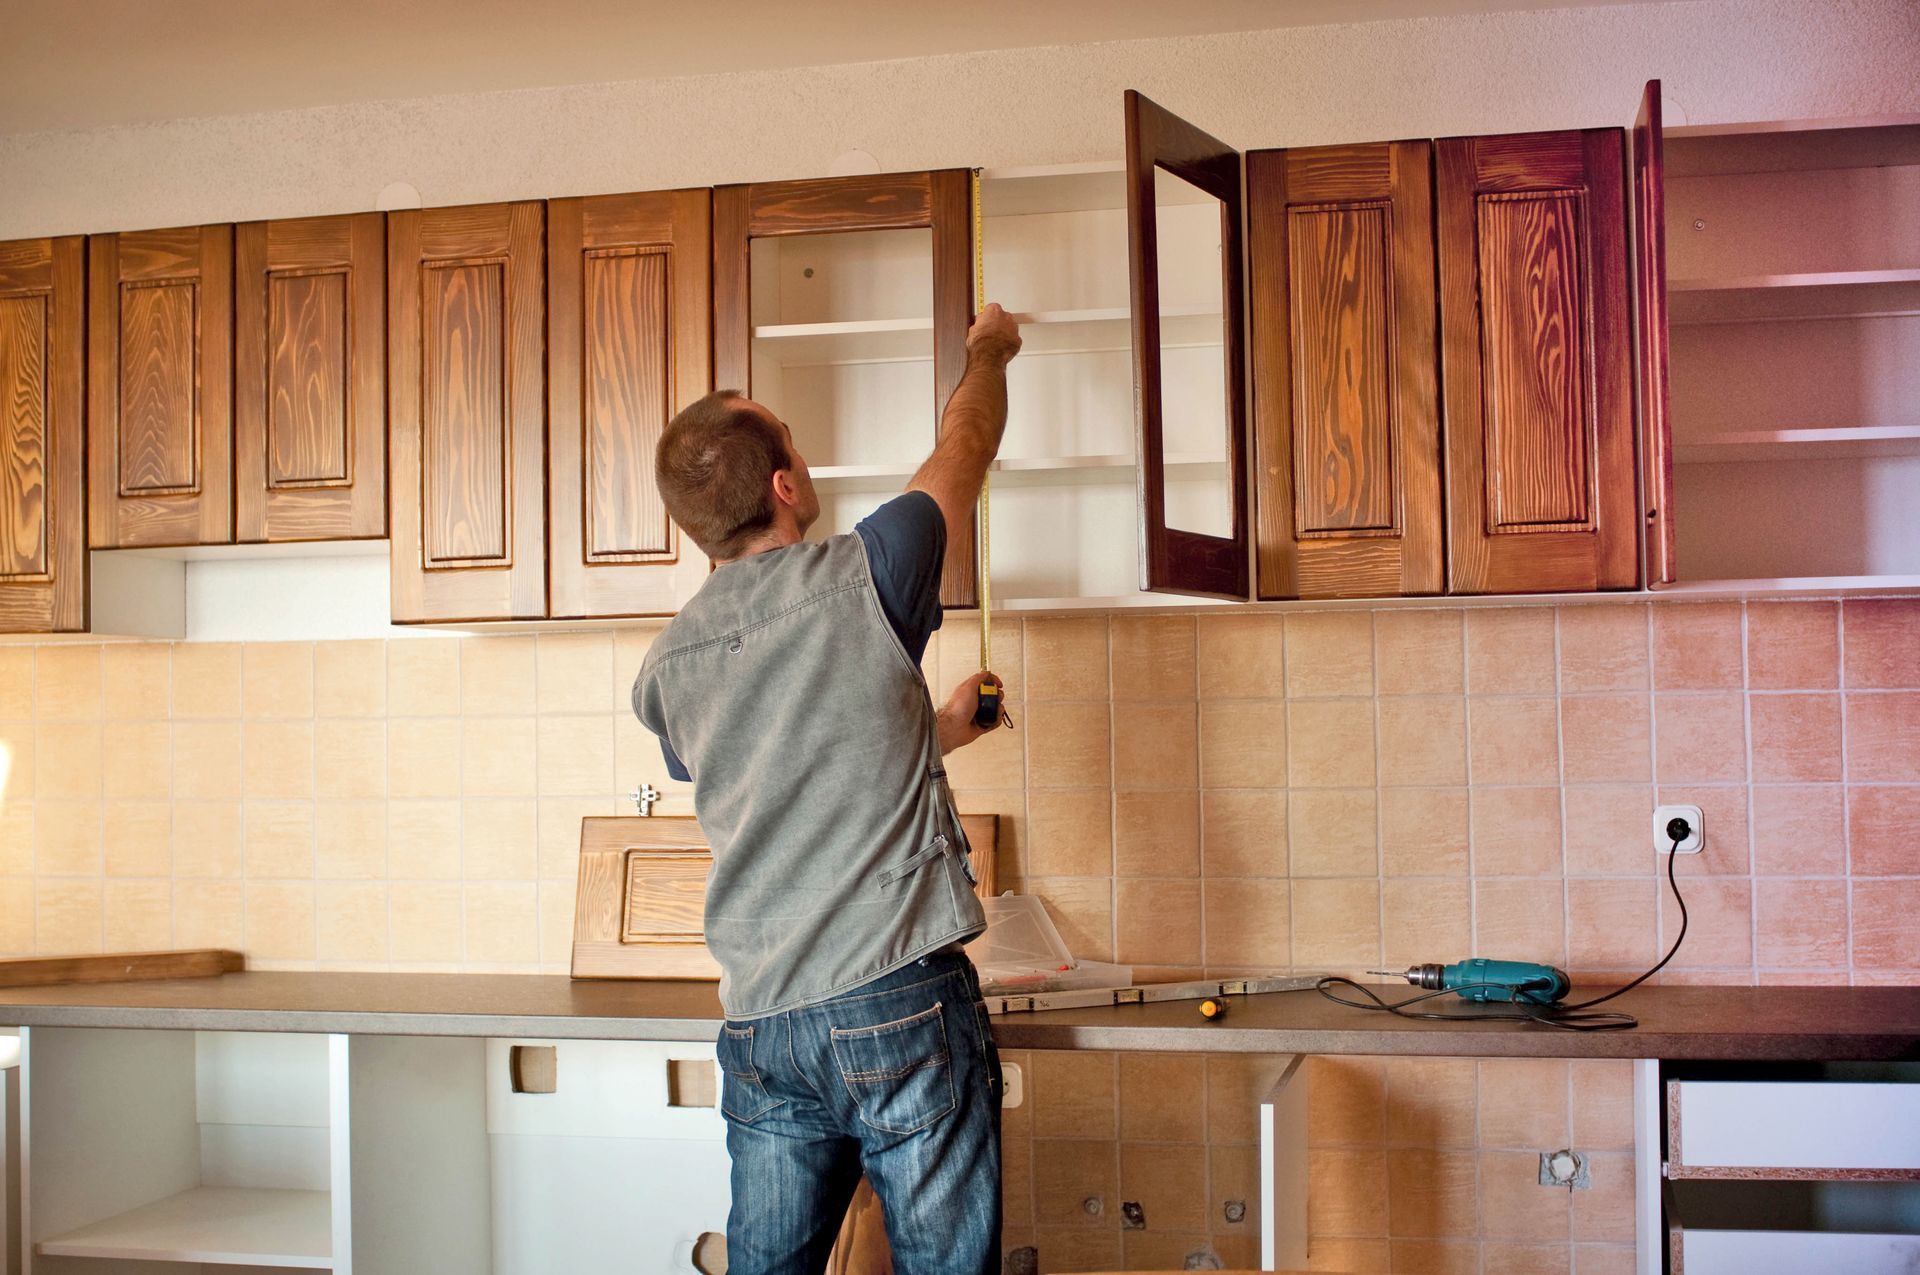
[0,237,86,632]
[88,225,233,547]
[1634,80,1677,587]
[389,202,547,622]
[1437,128,1637,593]
[1125,89,1250,599]
[235,213,386,542]
[549,188,713,618]
[1250,141,1443,598]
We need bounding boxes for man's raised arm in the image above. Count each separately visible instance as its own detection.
[908,302,1022,538]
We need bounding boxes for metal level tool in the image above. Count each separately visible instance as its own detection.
[981,973,1322,1016]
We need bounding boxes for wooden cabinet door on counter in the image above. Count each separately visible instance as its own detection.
[1248,140,1444,599]
[0,237,86,633]
[235,213,386,543]
[88,224,233,548]
[389,201,547,623]
[1436,129,1638,593]
[548,189,712,618]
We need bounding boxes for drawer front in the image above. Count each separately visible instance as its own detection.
[1681,1229,1920,1274]
[1671,1079,1920,1177]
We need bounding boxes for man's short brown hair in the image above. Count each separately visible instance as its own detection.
[656,390,789,560]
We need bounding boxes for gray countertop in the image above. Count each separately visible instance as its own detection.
[1,973,1916,1060]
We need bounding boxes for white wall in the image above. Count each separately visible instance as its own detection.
[3,0,1917,239]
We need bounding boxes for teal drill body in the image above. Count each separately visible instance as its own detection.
[1392,959,1572,1004]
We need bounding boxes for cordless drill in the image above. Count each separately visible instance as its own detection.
[1369,959,1572,1004]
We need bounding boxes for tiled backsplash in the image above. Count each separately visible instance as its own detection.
[2,597,1914,1272]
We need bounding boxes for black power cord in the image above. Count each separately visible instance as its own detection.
[1314,820,1693,1033]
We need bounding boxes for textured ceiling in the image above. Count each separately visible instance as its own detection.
[0,0,1667,133]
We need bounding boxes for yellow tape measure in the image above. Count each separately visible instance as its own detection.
[972,169,990,675]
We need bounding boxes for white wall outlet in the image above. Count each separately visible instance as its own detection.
[1002,1059,1024,1109]
[1655,804,1704,854]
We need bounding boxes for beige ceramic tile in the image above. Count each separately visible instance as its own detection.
[1117,1053,1207,1142]
[462,799,538,880]
[1291,877,1381,969]
[104,879,172,950]
[172,643,243,718]
[1024,702,1110,788]
[1108,615,1195,701]
[103,801,171,877]
[458,636,538,716]
[173,722,242,800]
[1470,787,1565,874]
[1480,1149,1570,1241]
[1299,1238,1393,1271]
[242,643,314,718]
[1305,1055,1387,1147]
[315,880,389,962]
[1572,1244,1641,1275]
[103,720,172,800]
[1843,598,1920,688]
[1652,693,1747,783]
[1568,1151,1636,1243]
[538,883,577,965]
[1287,788,1376,877]
[1374,609,1465,696]
[1195,614,1286,699]
[940,706,1027,789]
[314,802,387,879]
[1031,877,1113,962]
[1561,786,1652,876]
[1750,785,1846,876]
[387,639,461,717]
[539,796,619,880]
[1030,1050,1118,1139]
[1386,1148,1478,1238]
[1570,1061,1637,1152]
[1485,1242,1572,1275]
[1032,1135,1120,1227]
[1309,1147,1392,1237]
[1754,879,1849,969]
[1385,1057,1479,1148]
[536,633,614,715]
[174,879,245,948]
[537,715,618,796]
[1022,617,1109,700]
[1651,601,1744,690]
[387,718,461,799]
[1113,701,1196,788]
[1202,877,1289,967]
[1198,700,1286,788]
[1852,879,1920,969]
[1466,608,1556,695]
[1206,1054,1301,1145]
[460,717,536,797]
[1026,789,1113,877]
[243,801,314,878]
[465,881,539,963]
[1467,697,1559,786]
[1559,694,1651,783]
[173,803,243,877]
[1475,878,1565,961]
[1662,877,1753,970]
[1382,878,1471,967]
[1850,786,1920,876]
[1845,691,1920,782]
[388,800,462,880]
[34,645,102,719]
[1377,697,1468,786]
[1114,789,1199,878]
[35,721,102,799]
[935,616,1023,702]
[1115,878,1201,966]
[35,801,101,875]
[1380,788,1469,877]
[246,881,316,960]
[1287,699,1375,788]
[1656,785,1749,874]
[1119,1141,1209,1230]
[389,882,463,962]
[1200,788,1287,877]
[101,644,172,718]
[1477,1059,1570,1149]
[1749,692,1842,783]
[1566,878,1657,973]
[1285,611,1374,698]
[0,647,33,717]
[0,877,28,952]
[1389,1239,1482,1273]
[314,718,387,800]
[0,722,33,802]
[313,640,387,717]
[243,720,315,800]
[1555,604,1649,693]
[0,805,30,875]
[1747,601,1838,690]
[36,878,102,953]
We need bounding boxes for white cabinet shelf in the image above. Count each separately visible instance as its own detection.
[812,451,1225,492]
[35,1185,332,1268]
[1675,425,1920,462]
[752,306,1222,365]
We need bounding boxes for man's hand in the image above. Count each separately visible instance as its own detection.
[965,302,1022,365]
[936,670,1003,756]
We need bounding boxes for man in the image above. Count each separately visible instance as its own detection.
[633,303,1023,1275]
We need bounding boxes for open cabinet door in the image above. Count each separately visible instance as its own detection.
[1125,90,1251,599]
[1634,80,1677,587]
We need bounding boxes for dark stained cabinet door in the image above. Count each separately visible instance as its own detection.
[712,170,976,608]
[1634,80,1676,588]
[235,213,386,543]
[388,201,547,623]
[548,189,712,618]
[0,237,87,633]
[1248,141,1444,599]
[1436,129,1638,594]
[88,224,234,548]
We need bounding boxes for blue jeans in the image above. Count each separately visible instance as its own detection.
[717,949,1002,1275]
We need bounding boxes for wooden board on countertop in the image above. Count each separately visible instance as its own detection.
[0,949,243,988]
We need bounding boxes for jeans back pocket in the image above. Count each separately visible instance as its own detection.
[829,1001,956,1135]
[717,1023,783,1124]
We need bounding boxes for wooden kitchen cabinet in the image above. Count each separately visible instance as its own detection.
[0,236,87,633]
[88,223,234,549]
[234,212,387,543]
[713,170,978,607]
[388,201,548,623]
[547,188,714,618]
[1435,127,1639,594]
